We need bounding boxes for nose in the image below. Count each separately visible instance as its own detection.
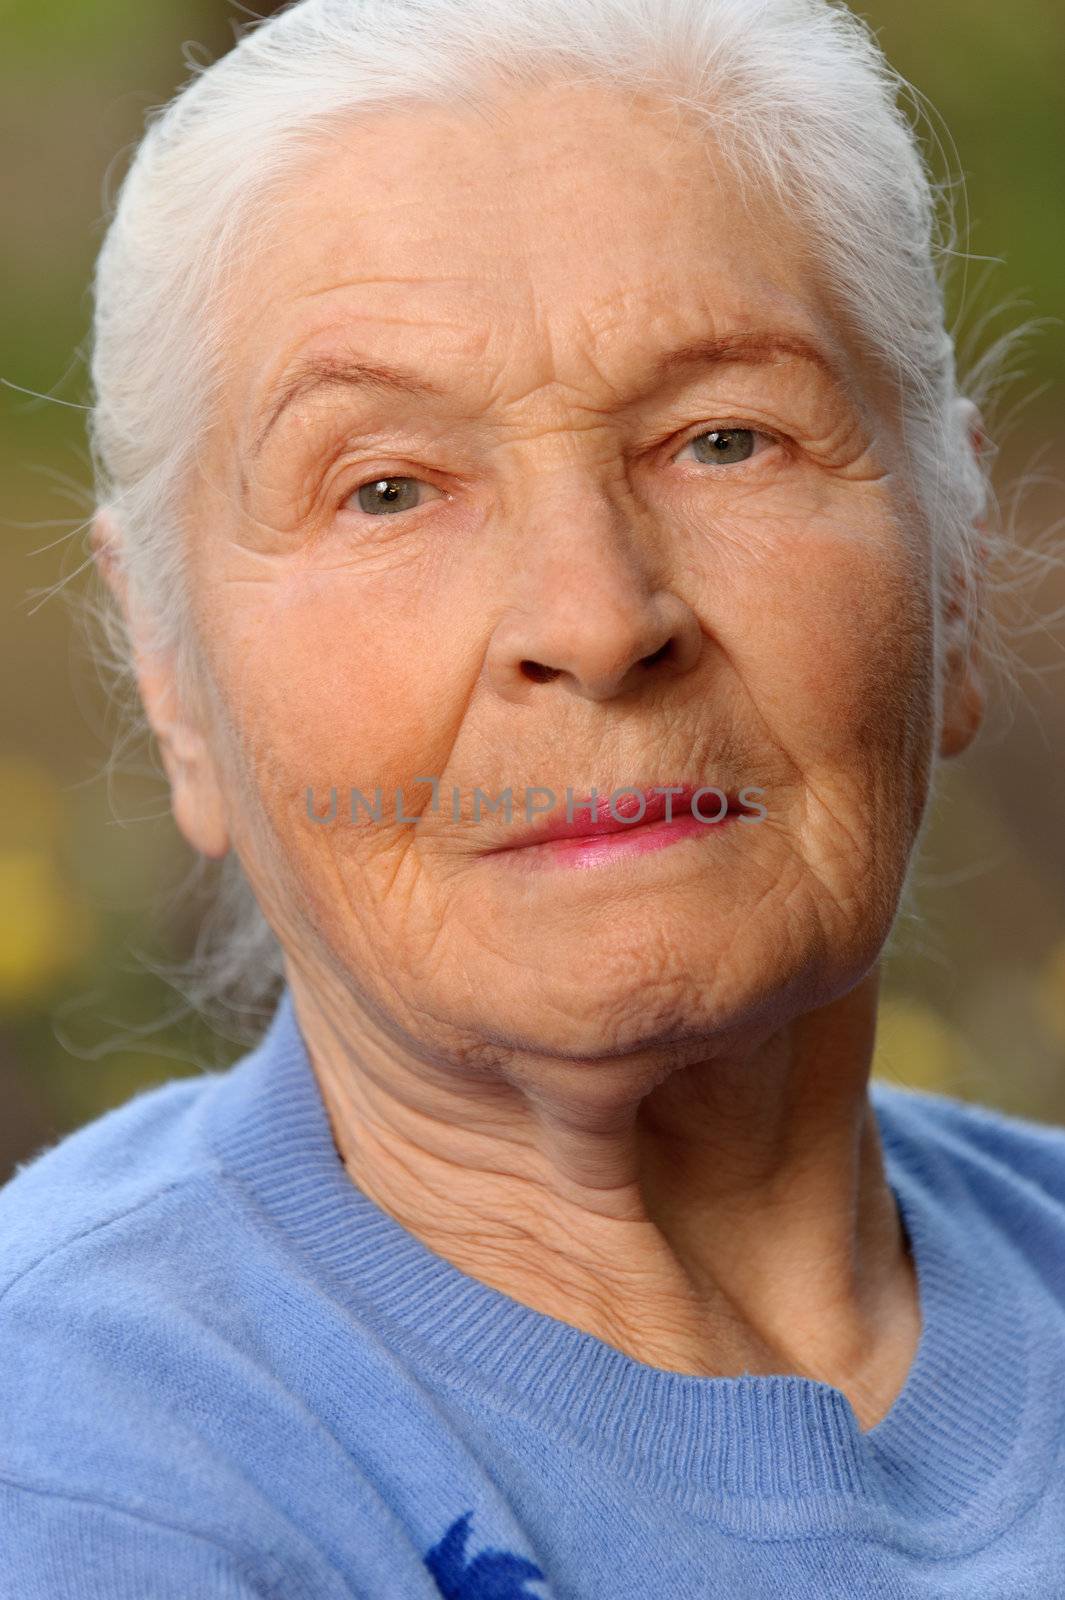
[483,501,704,703]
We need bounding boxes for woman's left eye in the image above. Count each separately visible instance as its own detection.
[342,476,444,516]
[674,427,772,467]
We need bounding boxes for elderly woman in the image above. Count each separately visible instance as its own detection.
[2,0,1064,1593]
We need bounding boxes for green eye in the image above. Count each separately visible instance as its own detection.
[685,428,758,465]
[353,477,425,514]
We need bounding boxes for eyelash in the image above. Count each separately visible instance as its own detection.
[337,422,784,517]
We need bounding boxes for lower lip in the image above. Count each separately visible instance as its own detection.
[485,808,737,871]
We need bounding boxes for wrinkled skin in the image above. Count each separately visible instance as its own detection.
[98,78,986,1430]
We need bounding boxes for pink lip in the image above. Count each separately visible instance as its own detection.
[484,784,742,871]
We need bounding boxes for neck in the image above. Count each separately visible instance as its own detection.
[284,960,919,1431]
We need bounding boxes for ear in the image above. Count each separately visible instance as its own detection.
[91,510,231,860]
[937,400,990,762]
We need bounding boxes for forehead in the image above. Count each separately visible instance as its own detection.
[227,79,856,428]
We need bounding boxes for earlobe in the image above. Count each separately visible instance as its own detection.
[92,510,231,860]
[170,770,231,861]
[142,658,232,861]
[936,549,986,760]
[938,662,986,760]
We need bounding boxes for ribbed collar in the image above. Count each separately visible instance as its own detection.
[204,987,1060,1550]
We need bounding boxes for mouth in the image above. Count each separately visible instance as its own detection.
[482,784,753,871]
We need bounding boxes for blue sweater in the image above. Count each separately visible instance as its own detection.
[1,987,1064,1597]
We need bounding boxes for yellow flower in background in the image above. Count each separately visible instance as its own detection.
[872,997,967,1096]
[0,758,96,1009]
[0,849,94,1007]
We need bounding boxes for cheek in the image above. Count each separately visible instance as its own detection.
[208,569,466,814]
[724,509,936,763]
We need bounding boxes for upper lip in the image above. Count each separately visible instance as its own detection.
[484,783,740,852]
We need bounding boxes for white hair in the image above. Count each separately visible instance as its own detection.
[82,0,1038,1041]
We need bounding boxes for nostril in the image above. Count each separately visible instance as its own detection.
[641,641,672,669]
[520,660,561,684]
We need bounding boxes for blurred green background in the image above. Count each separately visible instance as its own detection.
[1,0,1063,1181]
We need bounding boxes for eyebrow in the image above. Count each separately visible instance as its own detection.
[250,355,446,458]
[248,330,841,459]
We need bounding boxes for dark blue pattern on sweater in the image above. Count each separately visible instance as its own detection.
[425,1510,546,1598]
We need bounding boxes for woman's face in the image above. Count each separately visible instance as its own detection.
[174,79,980,1064]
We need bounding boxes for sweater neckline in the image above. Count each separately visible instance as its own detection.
[205,987,1058,1549]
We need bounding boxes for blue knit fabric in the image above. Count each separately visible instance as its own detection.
[1,986,1064,1597]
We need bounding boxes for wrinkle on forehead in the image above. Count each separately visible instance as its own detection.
[214,79,890,472]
